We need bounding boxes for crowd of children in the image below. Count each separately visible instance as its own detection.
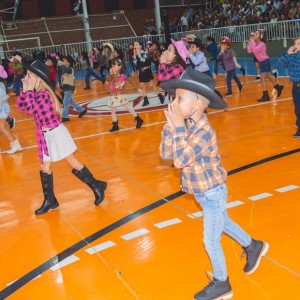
[2,23,298,300]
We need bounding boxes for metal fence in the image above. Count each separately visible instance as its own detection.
[1,19,300,69]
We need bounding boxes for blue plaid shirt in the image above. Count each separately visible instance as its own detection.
[159,114,227,194]
[278,51,300,82]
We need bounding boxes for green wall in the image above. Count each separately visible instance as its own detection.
[230,40,294,58]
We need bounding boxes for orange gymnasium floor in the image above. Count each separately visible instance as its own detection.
[0,74,300,300]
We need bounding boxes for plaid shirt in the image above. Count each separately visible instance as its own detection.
[133,50,151,69]
[278,50,300,82]
[159,114,227,194]
[157,63,185,81]
[16,90,61,163]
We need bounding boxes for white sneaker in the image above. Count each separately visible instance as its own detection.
[6,139,22,154]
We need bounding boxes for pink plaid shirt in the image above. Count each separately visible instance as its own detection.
[247,41,269,62]
[16,90,61,163]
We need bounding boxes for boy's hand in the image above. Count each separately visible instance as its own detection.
[165,100,185,128]
[288,45,298,55]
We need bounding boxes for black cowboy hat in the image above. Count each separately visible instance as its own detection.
[23,59,52,87]
[188,38,204,49]
[160,68,227,109]
[63,55,75,66]
[46,55,57,67]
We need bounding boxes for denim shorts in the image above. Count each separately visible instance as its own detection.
[260,59,271,73]
[0,102,10,119]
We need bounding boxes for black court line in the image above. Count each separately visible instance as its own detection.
[1,147,300,299]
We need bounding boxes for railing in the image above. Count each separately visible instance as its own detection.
[1,19,299,69]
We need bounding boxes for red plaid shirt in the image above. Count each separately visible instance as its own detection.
[16,90,61,163]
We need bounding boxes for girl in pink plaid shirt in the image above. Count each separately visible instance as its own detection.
[17,60,107,215]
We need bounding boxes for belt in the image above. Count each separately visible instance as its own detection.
[42,124,59,132]
[293,82,300,87]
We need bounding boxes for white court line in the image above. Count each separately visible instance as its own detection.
[248,193,273,201]
[85,241,116,254]
[121,228,150,241]
[50,255,80,271]
[275,185,299,193]
[154,218,182,228]
[187,200,244,219]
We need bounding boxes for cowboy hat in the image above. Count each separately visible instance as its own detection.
[160,68,227,109]
[23,59,52,87]
[102,42,114,52]
[9,55,22,63]
[63,55,75,66]
[171,39,189,62]
[46,55,57,67]
[220,36,232,47]
[186,34,197,41]
[188,38,204,49]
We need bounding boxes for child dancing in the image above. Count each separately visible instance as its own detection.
[0,65,21,154]
[107,58,143,132]
[16,60,107,215]
[247,29,284,102]
[160,68,269,300]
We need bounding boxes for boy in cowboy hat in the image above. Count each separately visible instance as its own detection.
[61,55,87,122]
[159,68,269,300]
[217,37,243,97]
[187,38,212,77]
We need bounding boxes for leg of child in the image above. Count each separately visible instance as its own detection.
[123,103,137,117]
[110,106,118,122]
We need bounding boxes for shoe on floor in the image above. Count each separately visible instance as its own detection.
[62,118,70,122]
[224,92,232,97]
[8,118,15,130]
[293,130,300,138]
[194,277,233,300]
[83,87,91,90]
[79,109,87,118]
[256,75,261,80]
[239,85,244,93]
[242,239,269,274]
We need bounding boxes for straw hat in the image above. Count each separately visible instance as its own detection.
[9,55,22,63]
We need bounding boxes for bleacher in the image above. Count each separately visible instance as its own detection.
[0,11,136,56]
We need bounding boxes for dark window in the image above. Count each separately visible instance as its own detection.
[133,0,147,9]
[39,0,55,17]
[104,0,119,11]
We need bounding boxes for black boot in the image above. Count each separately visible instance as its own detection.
[35,172,59,215]
[158,93,164,104]
[72,165,107,205]
[274,84,284,97]
[240,67,246,76]
[257,91,270,102]
[142,96,149,106]
[134,114,144,129]
[109,121,119,132]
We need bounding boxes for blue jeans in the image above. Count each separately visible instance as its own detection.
[226,69,242,93]
[195,184,251,281]
[85,67,104,88]
[62,90,84,118]
[14,74,24,96]
[292,84,300,129]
